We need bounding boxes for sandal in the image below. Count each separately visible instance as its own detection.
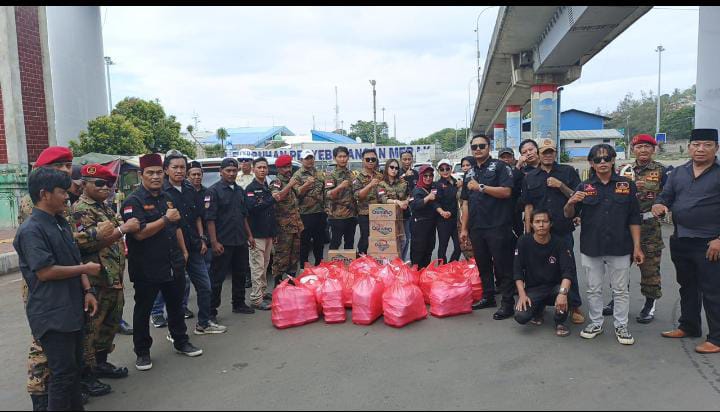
[529,316,544,326]
[555,324,570,337]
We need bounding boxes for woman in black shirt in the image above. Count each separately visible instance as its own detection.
[409,165,441,268]
[434,159,460,263]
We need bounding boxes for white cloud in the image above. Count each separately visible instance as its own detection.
[101,6,698,143]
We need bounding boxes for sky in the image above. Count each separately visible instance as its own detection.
[101,6,700,143]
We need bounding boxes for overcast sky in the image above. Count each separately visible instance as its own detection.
[101,6,699,143]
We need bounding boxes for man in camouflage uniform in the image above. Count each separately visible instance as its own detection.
[325,146,358,251]
[293,150,326,266]
[270,155,303,284]
[352,149,384,255]
[606,134,667,324]
[73,164,141,394]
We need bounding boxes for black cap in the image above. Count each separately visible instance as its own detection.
[690,128,718,143]
[220,158,238,169]
[498,147,514,157]
[188,160,202,170]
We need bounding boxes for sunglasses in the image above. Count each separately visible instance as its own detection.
[85,178,110,188]
[591,155,614,164]
[471,143,488,151]
[387,165,398,170]
[439,167,451,172]
[364,157,378,163]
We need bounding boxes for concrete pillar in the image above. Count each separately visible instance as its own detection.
[492,123,505,151]
[530,84,558,142]
[695,6,720,131]
[506,105,522,150]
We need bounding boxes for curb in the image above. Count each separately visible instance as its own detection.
[0,252,19,276]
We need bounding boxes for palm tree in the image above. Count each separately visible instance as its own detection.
[216,127,228,149]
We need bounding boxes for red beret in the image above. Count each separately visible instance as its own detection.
[139,153,162,169]
[81,163,117,185]
[35,146,73,166]
[631,134,657,146]
[276,154,292,168]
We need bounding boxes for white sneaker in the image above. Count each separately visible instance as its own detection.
[194,322,227,335]
[615,326,635,345]
[580,323,603,339]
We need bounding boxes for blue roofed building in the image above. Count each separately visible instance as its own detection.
[200,126,295,148]
[310,130,357,144]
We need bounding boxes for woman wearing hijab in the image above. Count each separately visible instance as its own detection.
[409,165,442,268]
[457,156,476,260]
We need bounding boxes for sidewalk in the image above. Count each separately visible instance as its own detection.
[0,227,19,275]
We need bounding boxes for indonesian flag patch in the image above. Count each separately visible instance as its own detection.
[123,206,133,216]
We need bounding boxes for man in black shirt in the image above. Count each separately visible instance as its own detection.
[653,128,720,354]
[520,138,584,325]
[460,134,516,320]
[498,147,525,240]
[514,209,574,337]
[188,161,212,270]
[245,157,277,311]
[15,167,99,410]
[122,153,203,372]
[206,158,256,318]
[564,144,643,346]
[400,150,419,261]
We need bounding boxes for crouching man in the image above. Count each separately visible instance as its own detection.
[513,210,575,337]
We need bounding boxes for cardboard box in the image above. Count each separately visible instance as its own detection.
[370,253,401,265]
[369,203,401,221]
[368,237,403,254]
[326,249,356,266]
[369,220,404,239]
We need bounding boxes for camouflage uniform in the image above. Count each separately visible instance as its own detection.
[72,194,125,370]
[631,160,666,300]
[324,167,357,219]
[352,169,384,216]
[270,174,304,277]
[19,194,76,395]
[377,178,408,204]
[292,166,325,215]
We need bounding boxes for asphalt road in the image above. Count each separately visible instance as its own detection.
[1,225,719,410]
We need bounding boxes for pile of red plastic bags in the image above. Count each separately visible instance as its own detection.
[271,256,483,329]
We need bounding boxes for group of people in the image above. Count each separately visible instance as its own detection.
[15,127,720,411]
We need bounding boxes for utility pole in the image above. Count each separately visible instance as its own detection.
[104,56,114,112]
[369,80,377,146]
[655,45,665,135]
[312,115,316,130]
[191,110,200,131]
[381,107,386,138]
[393,114,397,140]
[334,86,340,131]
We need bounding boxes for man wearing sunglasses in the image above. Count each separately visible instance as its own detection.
[73,164,141,394]
[325,146,357,250]
[353,149,384,255]
[293,150,327,266]
[564,144,643,345]
[460,134,516,320]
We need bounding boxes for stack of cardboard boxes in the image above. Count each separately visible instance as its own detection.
[367,203,404,264]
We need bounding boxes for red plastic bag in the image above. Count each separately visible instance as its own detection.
[429,277,473,318]
[340,268,355,308]
[395,263,420,285]
[375,264,396,286]
[297,270,325,314]
[351,274,384,325]
[382,279,427,328]
[461,259,483,302]
[271,277,319,329]
[318,276,346,324]
[419,259,444,303]
[349,255,380,277]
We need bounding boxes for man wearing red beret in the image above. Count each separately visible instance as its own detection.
[72,164,141,394]
[603,134,668,324]
[269,155,303,285]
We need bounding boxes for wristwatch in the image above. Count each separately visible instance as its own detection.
[83,286,98,297]
[478,184,485,193]
[558,287,569,295]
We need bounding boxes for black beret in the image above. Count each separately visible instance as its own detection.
[188,160,202,170]
[220,158,238,169]
[690,128,718,143]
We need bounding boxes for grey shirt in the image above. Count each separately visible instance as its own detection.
[654,158,720,239]
[14,208,84,339]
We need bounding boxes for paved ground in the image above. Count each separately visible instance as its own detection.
[1,225,719,410]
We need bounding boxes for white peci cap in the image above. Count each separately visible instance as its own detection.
[300,149,315,159]
[437,158,452,168]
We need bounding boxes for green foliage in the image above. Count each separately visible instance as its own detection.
[559,150,570,163]
[348,120,402,145]
[216,128,229,149]
[203,144,225,158]
[112,97,196,158]
[604,85,695,142]
[410,128,469,152]
[69,114,147,156]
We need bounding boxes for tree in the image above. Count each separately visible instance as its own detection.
[112,97,196,157]
[348,120,402,145]
[216,127,229,149]
[410,127,469,152]
[69,114,147,156]
[186,124,194,136]
[204,143,225,158]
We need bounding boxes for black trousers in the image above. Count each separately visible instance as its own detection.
[357,215,370,255]
[411,217,436,269]
[514,284,569,326]
[329,217,357,250]
[133,275,189,356]
[210,244,249,314]
[670,236,720,345]
[437,217,461,264]
[39,330,84,411]
[470,226,516,306]
[300,213,326,266]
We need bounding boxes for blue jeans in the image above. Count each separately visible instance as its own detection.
[402,218,411,261]
[152,251,213,326]
[556,231,582,308]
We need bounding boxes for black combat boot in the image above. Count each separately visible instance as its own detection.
[636,297,655,324]
[80,369,112,397]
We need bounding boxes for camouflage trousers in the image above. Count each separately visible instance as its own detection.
[639,220,664,300]
[23,282,49,395]
[83,288,124,369]
[272,231,301,277]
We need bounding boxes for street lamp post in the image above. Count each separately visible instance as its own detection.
[104,56,114,112]
[655,45,665,135]
[474,6,497,94]
[467,75,478,141]
[369,80,377,146]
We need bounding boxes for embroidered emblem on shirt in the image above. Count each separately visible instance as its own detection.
[548,256,556,264]
[583,184,597,196]
[615,182,630,195]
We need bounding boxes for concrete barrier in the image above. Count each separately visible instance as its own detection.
[0,252,18,275]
